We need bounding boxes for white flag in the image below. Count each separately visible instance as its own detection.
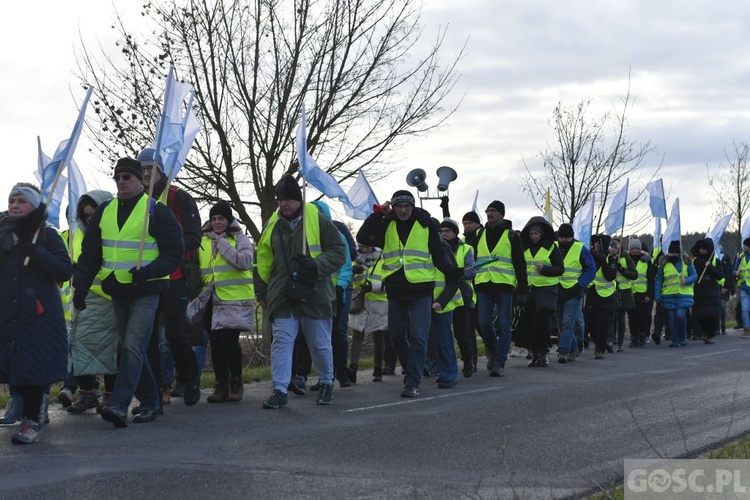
[661,198,681,255]
[604,179,629,235]
[344,170,379,220]
[572,195,595,246]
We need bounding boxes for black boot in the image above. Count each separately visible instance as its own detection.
[462,360,473,378]
[528,352,540,367]
[346,364,358,384]
[372,367,383,382]
[537,352,549,367]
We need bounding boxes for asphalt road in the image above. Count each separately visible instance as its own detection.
[2,331,750,499]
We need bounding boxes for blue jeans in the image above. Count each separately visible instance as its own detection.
[557,295,582,355]
[193,331,210,374]
[159,323,175,389]
[667,307,688,345]
[740,289,750,328]
[477,291,513,368]
[110,295,160,413]
[388,295,432,388]
[271,316,333,392]
[431,310,458,382]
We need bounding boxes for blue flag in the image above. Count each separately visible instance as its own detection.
[646,178,668,219]
[572,195,595,247]
[344,170,379,220]
[661,198,681,255]
[706,213,732,259]
[296,103,355,209]
[604,179,629,235]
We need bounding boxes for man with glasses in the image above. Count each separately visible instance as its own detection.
[72,158,184,427]
[357,190,462,397]
[471,201,527,377]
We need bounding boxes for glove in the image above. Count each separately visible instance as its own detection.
[73,289,87,311]
[352,264,365,275]
[294,254,317,275]
[14,204,47,240]
[17,240,37,260]
[129,266,150,287]
[445,266,464,282]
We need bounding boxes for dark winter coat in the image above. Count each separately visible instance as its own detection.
[691,238,723,318]
[0,217,73,385]
[519,216,563,311]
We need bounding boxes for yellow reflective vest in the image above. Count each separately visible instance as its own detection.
[525,246,557,287]
[381,221,435,283]
[558,241,583,289]
[474,229,516,286]
[662,262,694,297]
[200,236,254,301]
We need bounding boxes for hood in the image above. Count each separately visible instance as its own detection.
[311,200,332,220]
[691,237,714,256]
[202,218,243,234]
[520,215,555,248]
[76,189,114,227]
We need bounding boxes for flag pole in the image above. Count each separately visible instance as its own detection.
[136,171,158,269]
[301,175,308,255]
[23,159,67,267]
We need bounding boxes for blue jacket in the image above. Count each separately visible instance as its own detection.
[655,258,697,310]
[0,225,73,385]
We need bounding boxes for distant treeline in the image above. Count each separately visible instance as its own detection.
[628,232,743,259]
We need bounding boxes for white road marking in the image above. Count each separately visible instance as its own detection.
[683,348,744,359]
[341,386,505,413]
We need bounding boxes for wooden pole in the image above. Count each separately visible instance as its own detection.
[24,159,67,267]
[136,170,158,269]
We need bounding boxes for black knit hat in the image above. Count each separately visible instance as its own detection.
[440,218,460,235]
[486,200,505,215]
[744,238,750,249]
[391,189,415,206]
[462,211,480,224]
[209,200,235,225]
[276,174,303,201]
[558,223,574,238]
[668,240,681,254]
[113,158,143,182]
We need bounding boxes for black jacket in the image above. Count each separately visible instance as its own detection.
[73,190,185,298]
[470,219,528,294]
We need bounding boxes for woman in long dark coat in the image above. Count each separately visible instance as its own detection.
[0,183,72,444]
[690,237,724,344]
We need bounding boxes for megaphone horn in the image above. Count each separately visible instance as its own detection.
[406,168,429,192]
[436,166,457,192]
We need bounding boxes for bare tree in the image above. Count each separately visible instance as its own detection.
[520,79,659,235]
[708,140,750,251]
[75,0,464,240]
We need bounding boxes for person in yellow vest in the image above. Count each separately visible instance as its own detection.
[470,201,527,377]
[347,244,389,382]
[517,217,564,367]
[256,175,346,409]
[555,223,595,363]
[64,190,120,416]
[690,237,724,344]
[734,238,750,337]
[72,158,184,427]
[584,234,618,359]
[200,201,254,402]
[610,239,638,352]
[654,240,697,347]
[357,189,462,398]
[625,238,656,348]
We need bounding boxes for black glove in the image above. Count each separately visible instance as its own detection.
[445,266,464,282]
[352,264,365,275]
[17,240,37,260]
[15,204,47,240]
[129,266,150,287]
[294,254,317,275]
[73,289,87,311]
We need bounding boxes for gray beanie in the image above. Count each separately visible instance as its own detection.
[628,238,642,251]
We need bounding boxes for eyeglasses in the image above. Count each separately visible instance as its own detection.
[113,173,132,182]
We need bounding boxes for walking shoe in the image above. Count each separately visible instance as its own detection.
[703,337,715,344]
[594,352,604,360]
[170,382,185,398]
[490,364,505,377]
[527,353,540,367]
[288,376,307,396]
[39,393,50,424]
[0,395,23,425]
[628,338,638,348]
[509,346,522,358]
[669,341,680,347]
[605,343,614,353]
[346,365,358,384]
[372,368,383,383]
[680,339,688,346]
[316,383,334,405]
[57,388,74,408]
[11,418,39,444]
[639,336,647,347]
[207,382,229,403]
[566,352,577,362]
[67,390,100,414]
[557,353,568,364]
[462,362,473,378]
[160,388,172,405]
[227,377,244,402]
[616,345,624,352]
[401,385,419,398]
[538,354,550,367]
[262,389,288,409]
[183,376,202,406]
[382,366,396,376]
[97,392,112,414]
[100,406,128,428]
[337,372,352,388]
[651,332,661,345]
[132,408,160,423]
[437,380,457,389]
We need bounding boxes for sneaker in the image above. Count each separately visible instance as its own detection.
[557,353,568,364]
[337,372,352,388]
[509,346,522,358]
[183,377,202,406]
[566,352,577,362]
[0,395,23,425]
[486,355,496,371]
[594,352,604,360]
[288,376,306,396]
[97,392,111,414]
[67,390,100,414]
[11,418,39,445]
[382,366,396,376]
[57,388,74,408]
[372,368,383,382]
[100,406,128,428]
[316,384,334,405]
[170,382,185,398]
[262,390,289,409]
[651,332,661,345]
[616,345,624,352]
[401,385,419,398]
[161,388,172,405]
[490,364,505,377]
[437,380,457,389]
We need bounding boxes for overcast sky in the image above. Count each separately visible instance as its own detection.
[2,1,748,235]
